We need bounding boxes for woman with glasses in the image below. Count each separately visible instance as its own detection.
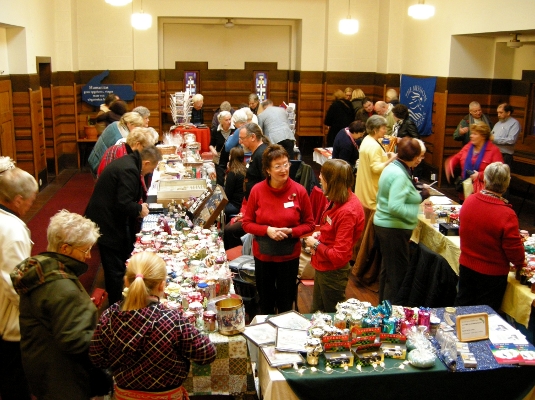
[242,144,315,314]
[10,210,106,400]
[305,159,365,312]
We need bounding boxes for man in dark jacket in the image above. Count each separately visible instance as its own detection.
[453,101,493,145]
[85,146,162,305]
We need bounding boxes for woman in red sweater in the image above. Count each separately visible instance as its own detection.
[305,159,365,312]
[242,144,315,314]
[446,122,503,202]
[455,162,525,311]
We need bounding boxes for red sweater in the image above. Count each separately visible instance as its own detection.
[312,192,365,272]
[459,192,525,276]
[242,178,315,262]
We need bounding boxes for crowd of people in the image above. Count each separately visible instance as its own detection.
[0,87,528,399]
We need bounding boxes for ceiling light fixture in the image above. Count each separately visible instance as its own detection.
[105,0,132,6]
[507,33,523,49]
[408,0,435,20]
[131,0,152,30]
[338,0,359,35]
[224,19,235,28]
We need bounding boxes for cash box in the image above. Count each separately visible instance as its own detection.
[438,222,459,236]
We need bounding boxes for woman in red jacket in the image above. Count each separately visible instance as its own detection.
[446,122,503,202]
[242,144,315,315]
[455,162,525,311]
[305,159,365,313]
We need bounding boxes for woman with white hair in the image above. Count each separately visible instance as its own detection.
[11,210,105,399]
[191,93,204,125]
[88,112,144,174]
[223,109,249,153]
[455,162,525,311]
[210,110,234,186]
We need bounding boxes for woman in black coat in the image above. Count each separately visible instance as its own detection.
[392,104,420,140]
[324,90,355,147]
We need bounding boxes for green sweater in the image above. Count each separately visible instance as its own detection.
[373,160,422,230]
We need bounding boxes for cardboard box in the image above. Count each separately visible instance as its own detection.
[354,349,384,366]
[381,343,407,359]
[324,351,354,367]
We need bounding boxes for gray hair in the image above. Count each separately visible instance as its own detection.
[47,210,100,252]
[140,146,163,165]
[232,109,248,126]
[261,99,273,108]
[484,162,510,194]
[240,107,254,122]
[132,106,150,118]
[126,127,158,148]
[218,110,231,123]
[469,101,481,110]
[220,101,232,112]
[386,89,398,101]
[248,93,259,102]
[192,94,204,103]
[0,167,38,203]
[366,115,387,136]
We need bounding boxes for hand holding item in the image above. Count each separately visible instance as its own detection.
[420,188,430,201]
[387,152,398,161]
[470,170,479,181]
[140,203,150,218]
[459,126,469,135]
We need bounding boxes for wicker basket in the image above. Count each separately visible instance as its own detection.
[156,145,178,155]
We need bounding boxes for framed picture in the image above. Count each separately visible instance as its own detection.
[267,310,310,331]
[456,312,489,342]
[254,71,268,102]
[261,345,305,368]
[184,71,199,95]
[242,322,277,347]
[275,327,308,353]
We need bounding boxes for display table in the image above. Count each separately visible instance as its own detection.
[312,147,332,166]
[184,331,255,396]
[410,214,461,275]
[250,308,535,400]
[502,272,535,328]
[171,125,211,153]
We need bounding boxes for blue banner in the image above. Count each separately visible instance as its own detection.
[81,70,136,107]
[400,75,436,136]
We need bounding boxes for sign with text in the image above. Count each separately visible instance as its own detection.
[81,70,136,106]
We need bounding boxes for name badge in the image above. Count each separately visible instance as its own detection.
[284,201,295,208]
[326,215,332,225]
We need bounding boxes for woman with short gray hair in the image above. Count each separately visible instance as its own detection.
[455,161,525,311]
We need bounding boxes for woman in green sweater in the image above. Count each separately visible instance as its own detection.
[373,137,429,304]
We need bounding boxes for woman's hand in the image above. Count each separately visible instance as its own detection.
[470,171,479,181]
[267,226,288,241]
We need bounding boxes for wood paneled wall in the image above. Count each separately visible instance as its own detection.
[5,67,535,186]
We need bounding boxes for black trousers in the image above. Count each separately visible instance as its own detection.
[254,257,299,314]
[455,265,508,312]
[277,139,295,160]
[312,264,351,313]
[0,340,32,400]
[99,243,131,306]
[375,225,412,304]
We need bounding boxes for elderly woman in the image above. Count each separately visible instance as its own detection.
[96,127,158,177]
[248,93,260,115]
[90,252,216,399]
[455,162,525,311]
[242,144,315,314]
[332,120,365,170]
[351,115,397,285]
[305,159,365,312]
[392,104,419,140]
[446,121,503,202]
[324,89,355,147]
[223,109,249,153]
[210,110,235,186]
[373,137,427,304]
[0,160,38,400]
[10,210,102,399]
[88,111,144,174]
[191,93,204,125]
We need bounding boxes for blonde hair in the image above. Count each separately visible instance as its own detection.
[120,112,144,129]
[122,252,167,311]
[47,210,100,252]
[126,127,158,148]
[351,89,365,100]
[333,90,345,100]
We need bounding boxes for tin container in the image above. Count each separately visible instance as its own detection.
[215,297,245,335]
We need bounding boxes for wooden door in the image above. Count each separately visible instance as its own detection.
[0,80,16,160]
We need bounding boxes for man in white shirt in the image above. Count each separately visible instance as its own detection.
[492,103,521,167]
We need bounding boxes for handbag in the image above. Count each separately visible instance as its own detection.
[454,176,464,193]
[213,152,221,165]
[255,235,299,256]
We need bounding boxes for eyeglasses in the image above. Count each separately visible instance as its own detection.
[272,163,290,171]
[66,243,92,256]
